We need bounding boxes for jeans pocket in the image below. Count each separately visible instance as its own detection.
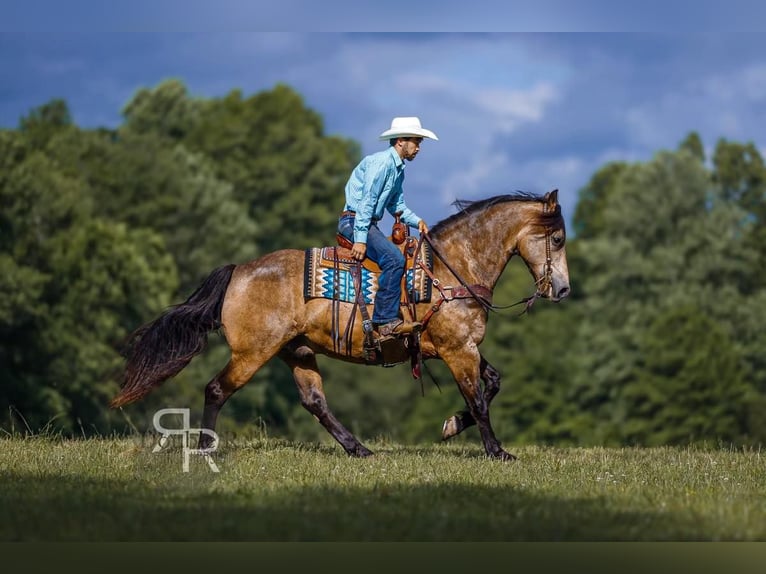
[338,216,354,241]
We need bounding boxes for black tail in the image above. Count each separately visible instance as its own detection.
[110,264,236,408]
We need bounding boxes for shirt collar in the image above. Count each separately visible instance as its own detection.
[388,145,404,169]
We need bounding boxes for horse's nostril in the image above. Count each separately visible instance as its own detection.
[557,286,571,299]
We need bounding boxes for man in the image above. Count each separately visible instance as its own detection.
[337,116,438,338]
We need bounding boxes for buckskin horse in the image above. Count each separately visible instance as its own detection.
[110,190,570,460]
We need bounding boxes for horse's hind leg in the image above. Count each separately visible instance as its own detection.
[199,350,269,449]
[279,340,373,457]
[442,354,501,440]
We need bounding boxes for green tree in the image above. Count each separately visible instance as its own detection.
[116,81,362,434]
[18,99,72,149]
[572,161,628,239]
[712,138,766,291]
[46,127,257,295]
[570,142,765,445]
[0,121,178,433]
[38,220,177,431]
[621,306,750,446]
[122,79,202,141]
[182,83,360,252]
[679,131,705,163]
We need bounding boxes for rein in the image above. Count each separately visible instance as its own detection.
[417,198,556,319]
[332,197,557,362]
[419,233,494,314]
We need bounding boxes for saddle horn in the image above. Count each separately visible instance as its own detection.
[391,211,408,245]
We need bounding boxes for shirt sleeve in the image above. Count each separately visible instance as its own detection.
[388,174,421,228]
[353,157,389,244]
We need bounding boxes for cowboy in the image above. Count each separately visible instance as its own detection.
[337,116,438,338]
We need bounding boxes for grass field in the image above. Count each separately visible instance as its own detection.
[0,435,763,541]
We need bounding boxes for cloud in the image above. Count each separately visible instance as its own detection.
[619,59,766,150]
[436,152,588,225]
[740,64,766,101]
[31,57,88,76]
[699,62,766,109]
[440,152,510,203]
[390,70,560,135]
[474,83,558,129]
[9,1,766,33]
[4,32,766,232]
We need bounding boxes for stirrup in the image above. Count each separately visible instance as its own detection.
[375,320,422,338]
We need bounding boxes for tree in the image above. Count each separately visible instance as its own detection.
[572,161,628,239]
[1,87,358,435]
[121,79,202,141]
[679,131,705,163]
[116,82,362,434]
[621,305,750,446]
[46,127,258,295]
[0,127,178,433]
[37,220,177,432]
[18,99,73,150]
[181,83,361,252]
[570,142,765,445]
[119,79,360,253]
[712,138,766,291]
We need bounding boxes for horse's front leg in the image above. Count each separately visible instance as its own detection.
[442,347,515,461]
[442,354,501,441]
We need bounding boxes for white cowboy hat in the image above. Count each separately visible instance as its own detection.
[378,116,439,141]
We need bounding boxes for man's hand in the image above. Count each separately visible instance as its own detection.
[351,242,367,261]
[418,220,429,235]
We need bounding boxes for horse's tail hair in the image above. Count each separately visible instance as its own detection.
[110,264,236,408]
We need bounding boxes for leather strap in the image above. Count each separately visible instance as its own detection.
[331,248,341,354]
[349,263,375,354]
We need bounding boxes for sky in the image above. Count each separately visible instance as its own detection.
[2,6,766,231]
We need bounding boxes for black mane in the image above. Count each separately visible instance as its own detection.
[430,191,559,235]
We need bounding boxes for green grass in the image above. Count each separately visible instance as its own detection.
[0,436,763,541]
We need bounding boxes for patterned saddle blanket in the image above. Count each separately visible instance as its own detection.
[303,241,433,305]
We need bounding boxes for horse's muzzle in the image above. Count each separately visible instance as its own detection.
[538,281,570,302]
[550,285,570,302]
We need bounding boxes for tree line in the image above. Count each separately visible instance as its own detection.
[1,79,764,447]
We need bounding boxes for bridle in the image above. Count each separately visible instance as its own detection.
[404,200,558,387]
[417,199,556,317]
[524,200,555,311]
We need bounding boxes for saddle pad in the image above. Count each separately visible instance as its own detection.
[320,246,358,269]
[303,245,433,305]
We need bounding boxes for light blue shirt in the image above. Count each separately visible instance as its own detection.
[343,146,421,244]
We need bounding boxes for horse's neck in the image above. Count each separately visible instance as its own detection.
[430,208,523,290]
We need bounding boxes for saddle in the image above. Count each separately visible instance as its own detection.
[333,212,417,275]
[305,213,429,369]
[303,213,490,381]
[305,211,432,307]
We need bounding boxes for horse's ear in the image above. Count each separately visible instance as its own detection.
[544,189,559,209]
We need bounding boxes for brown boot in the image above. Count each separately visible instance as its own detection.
[374,319,422,337]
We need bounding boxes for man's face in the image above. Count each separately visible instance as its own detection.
[400,137,423,161]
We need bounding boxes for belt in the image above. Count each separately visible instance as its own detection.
[340,210,356,218]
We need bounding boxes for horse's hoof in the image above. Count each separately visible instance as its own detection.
[493,450,517,462]
[441,416,462,441]
[349,445,374,458]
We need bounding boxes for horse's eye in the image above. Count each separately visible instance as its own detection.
[552,233,565,247]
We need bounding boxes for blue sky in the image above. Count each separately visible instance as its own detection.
[2,29,766,229]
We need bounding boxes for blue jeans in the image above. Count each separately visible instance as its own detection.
[338,215,404,324]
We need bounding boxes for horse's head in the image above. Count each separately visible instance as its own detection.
[515,189,571,302]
